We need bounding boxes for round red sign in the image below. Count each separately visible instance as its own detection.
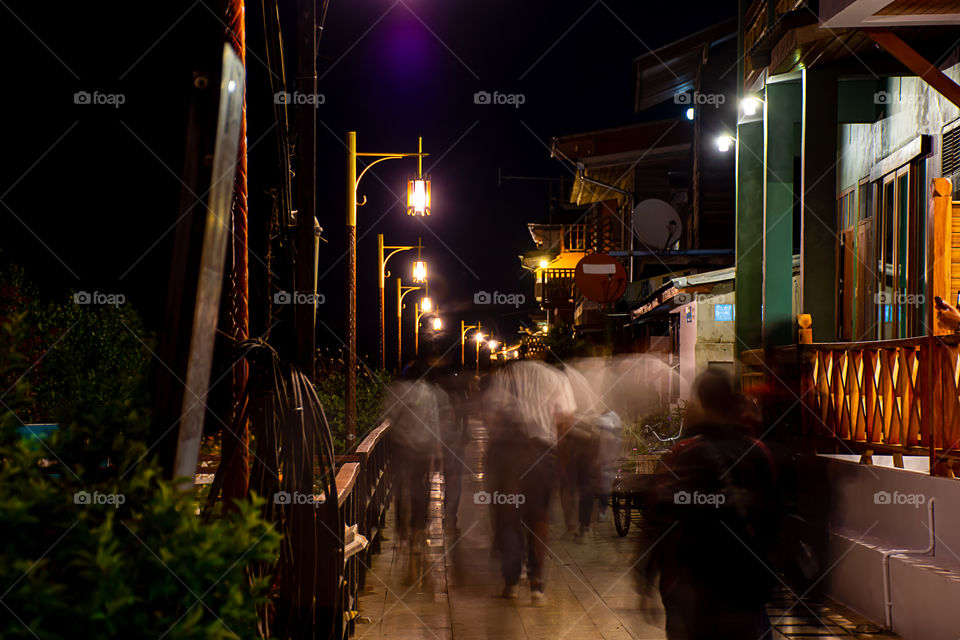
[574,253,627,303]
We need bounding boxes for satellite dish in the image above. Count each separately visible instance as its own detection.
[632,199,682,250]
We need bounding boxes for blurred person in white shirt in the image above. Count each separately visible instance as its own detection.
[483,359,575,604]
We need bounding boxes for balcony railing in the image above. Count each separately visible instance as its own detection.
[562,224,586,252]
[535,268,576,308]
[800,336,960,475]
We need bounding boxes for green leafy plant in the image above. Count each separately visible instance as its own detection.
[314,350,388,453]
[0,289,280,639]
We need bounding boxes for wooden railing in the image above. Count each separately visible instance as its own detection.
[536,268,576,308]
[800,336,960,474]
[332,420,392,638]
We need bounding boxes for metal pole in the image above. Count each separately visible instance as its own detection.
[378,233,385,371]
[295,0,317,382]
[346,131,357,444]
[460,320,465,368]
[396,277,402,372]
[415,304,420,356]
[475,321,481,376]
[225,0,249,502]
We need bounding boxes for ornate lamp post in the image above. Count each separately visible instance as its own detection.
[378,235,424,370]
[414,296,435,356]
[460,320,480,369]
[346,132,428,444]
[397,279,424,371]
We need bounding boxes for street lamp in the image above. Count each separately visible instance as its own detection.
[460,320,480,369]
[413,260,427,283]
[716,134,735,153]
[397,278,423,371]
[347,132,428,443]
[414,297,436,356]
[741,95,763,117]
[432,316,442,331]
[474,332,485,376]
[406,137,431,216]
[378,234,424,370]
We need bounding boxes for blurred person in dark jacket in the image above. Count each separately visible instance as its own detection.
[642,368,781,640]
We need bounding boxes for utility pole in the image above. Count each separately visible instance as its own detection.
[295,0,317,381]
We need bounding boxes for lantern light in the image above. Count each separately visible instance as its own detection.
[432,317,442,331]
[413,260,427,283]
[489,340,499,351]
[420,296,433,313]
[685,107,694,121]
[407,178,431,216]
[474,333,484,343]
[716,135,735,153]
[538,258,549,269]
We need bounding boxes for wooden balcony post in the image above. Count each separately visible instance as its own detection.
[927,178,952,474]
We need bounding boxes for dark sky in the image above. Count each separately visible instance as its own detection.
[1,0,735,366]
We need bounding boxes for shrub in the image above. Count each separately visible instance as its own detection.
[0,294,280,639]
[314,350,388,453]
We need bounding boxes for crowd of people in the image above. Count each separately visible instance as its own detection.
[382,356,785,640]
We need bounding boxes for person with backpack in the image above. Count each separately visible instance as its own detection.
[642,368,781,640]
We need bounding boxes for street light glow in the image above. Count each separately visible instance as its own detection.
[538,258,549,269]
[685,107,694,120]
[474,333,484,343]
[741,96,761,116]
[489,340,499,350]
[420,296,433,312]
[432,317,442,331]
[407,179,431,216]
[413,260,427,282]
[716,135,734,153]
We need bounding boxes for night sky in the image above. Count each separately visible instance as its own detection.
[2,0,735,365]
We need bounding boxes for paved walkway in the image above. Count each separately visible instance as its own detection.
[355,421,899,640]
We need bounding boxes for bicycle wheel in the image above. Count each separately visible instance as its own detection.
[611,492,631,537]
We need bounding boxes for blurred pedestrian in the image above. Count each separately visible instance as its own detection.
[436,369,471,535]
[383,361,444,585]
[643,368,781,640]
[558,363,601,538]
[484,360,575,604]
